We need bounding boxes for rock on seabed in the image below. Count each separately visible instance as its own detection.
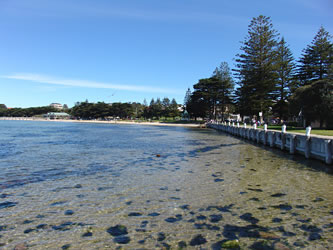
[189,234,207,246]
[106,225,128,236]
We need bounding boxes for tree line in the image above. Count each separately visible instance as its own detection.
[71,98,180,120]
[0,98,181,120]
[0,105,58,117]
[184,15,333,128]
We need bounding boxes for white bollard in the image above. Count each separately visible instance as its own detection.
[228,121,231,126]
[232,122,235,127]
[237,122,240,128]
[253,123,257,129]
[264,124,268,131]
[244,123,247,128]
[282,124,286,133]
[306,126,311,137]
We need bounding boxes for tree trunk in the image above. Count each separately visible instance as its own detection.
[320,118,323,129]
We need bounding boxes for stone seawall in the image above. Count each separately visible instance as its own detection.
[207,123,332,165]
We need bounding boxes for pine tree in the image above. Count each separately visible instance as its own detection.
[155,98,163,119]
[234,15,279,119]
[169,98,180,119]
[213,62,234,120]
[162,97,170,118]
[298,26,333,85]
[273,37,296,120]
[328,64,333,80]
[183,88,192,110]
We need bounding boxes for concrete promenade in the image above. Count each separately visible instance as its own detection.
[207,122,333,165]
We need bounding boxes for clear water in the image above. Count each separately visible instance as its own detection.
[0,120,332,249]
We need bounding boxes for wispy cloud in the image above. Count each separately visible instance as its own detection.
[2,73,179,94]
[292,0,333,17]
[2,0,247,27]
[79,6,247,26]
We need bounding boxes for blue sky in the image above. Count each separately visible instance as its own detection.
[0,0,332,108]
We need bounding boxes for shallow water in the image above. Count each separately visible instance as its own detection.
[0,120,332,249]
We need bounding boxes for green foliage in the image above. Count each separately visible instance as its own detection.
[273,37,296,119]
[183,88,192,114]
[143,97,179,120]
[70,101,135,119]
[0,106,57,117]
[213,62,235,118]
[285,121,298,127]
[187,62,234,120]
[186,91,208,120]
[131,102,144,118]
[288,27,333,127]
[161,97,172,118]
[184,15,332,128]
[297,26,333,85]
[289,79,333,128]
[193,77,221,119]
[235,15,279,117]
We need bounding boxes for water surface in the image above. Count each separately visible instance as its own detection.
[0,120,332,249]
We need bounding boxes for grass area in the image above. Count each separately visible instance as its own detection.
[258,125,333,136]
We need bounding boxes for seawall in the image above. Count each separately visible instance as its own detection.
[207,123,332,165]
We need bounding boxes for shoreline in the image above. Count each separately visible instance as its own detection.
[0,117,206,128]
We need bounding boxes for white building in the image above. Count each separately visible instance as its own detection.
[50,103,63,110]
[44,112,70,119]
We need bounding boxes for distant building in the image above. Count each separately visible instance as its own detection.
[50,103,63,110]
[229,114,241,122]
[44,112,70,119]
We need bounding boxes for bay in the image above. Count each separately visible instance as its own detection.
[0,120,332,249]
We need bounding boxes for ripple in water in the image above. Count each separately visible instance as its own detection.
[0,120,332,249]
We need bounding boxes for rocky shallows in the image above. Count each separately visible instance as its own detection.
[0,122,332,249]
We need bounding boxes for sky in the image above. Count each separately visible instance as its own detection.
[0,0,332,108]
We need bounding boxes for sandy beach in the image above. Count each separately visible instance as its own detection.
[0,117,206,128]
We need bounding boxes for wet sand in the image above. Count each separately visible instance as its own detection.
[0,117,206,128]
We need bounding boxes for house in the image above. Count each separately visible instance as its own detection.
[50,103,63,110]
